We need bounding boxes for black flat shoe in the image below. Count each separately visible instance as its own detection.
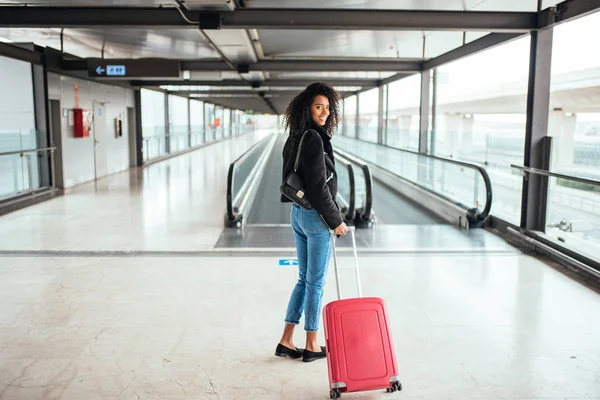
[303,346,326,363]
[275,343,304,359]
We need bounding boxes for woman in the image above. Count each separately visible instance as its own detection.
[275,82,348,363]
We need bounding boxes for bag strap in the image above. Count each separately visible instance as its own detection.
[293,130,309,172]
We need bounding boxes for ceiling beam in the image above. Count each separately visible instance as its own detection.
[242,60,422,72]
[538,0,600,29]
[173,90,301,95]
[132,78,378,87]
[0,41,42,64]
[61,58,420,73]
[223,9,537,32]
[0,7,537,32]
[132,78,379,88]
[421,32,525,71]
[379,72,419,85]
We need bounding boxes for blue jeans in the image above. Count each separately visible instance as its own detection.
[285,204,333,332]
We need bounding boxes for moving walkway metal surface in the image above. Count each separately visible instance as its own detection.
[371,180,444,225]
[223,132,454,233]
[245,135,289,225]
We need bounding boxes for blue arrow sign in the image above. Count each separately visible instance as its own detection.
[279,259,298,267]
[96,66,105,75]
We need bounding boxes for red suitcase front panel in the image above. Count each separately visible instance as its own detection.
[325,297,397,393]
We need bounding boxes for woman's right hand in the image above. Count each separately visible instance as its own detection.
[334,222,348,235]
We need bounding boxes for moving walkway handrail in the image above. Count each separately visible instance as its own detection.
[334,149,374,222]
[0,147,56,157]
[226,135,272,222]
[339,143,493,222]
[511,165,600,187]
[333,154,356,221]
[387,146,492,221]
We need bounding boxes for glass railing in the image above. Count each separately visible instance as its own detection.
[334,136,492,223]
[225,134,275,227]
[206,127,216,142]
[512,165,600,265]
[0,147,55,201]
[142,135,168,161]
[190,129,205,147]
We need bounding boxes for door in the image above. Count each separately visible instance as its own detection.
[93,101,108,179]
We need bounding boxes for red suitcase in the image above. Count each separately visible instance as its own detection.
[323,227,402,399]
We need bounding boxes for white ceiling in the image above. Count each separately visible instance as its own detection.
[0,0,568,114]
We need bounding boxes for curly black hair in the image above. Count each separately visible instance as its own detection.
[282,82,341,137]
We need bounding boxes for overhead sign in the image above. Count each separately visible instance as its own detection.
[88,59,180,78]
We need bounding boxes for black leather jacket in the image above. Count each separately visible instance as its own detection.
[281,124,343,230]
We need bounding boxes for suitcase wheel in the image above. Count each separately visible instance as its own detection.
[386,382,402,393]
[330,389,341,399]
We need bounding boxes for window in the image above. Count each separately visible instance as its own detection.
[387,74,421,151]
[546,11,600,262]
[434,36,532,225]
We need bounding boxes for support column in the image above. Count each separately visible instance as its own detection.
[31,62,51,188]
[430,69,438,155]
[354,95,359,138]
[419,70,431,154]
[202,102,207,143]
[521,29,554,231]
[134,89,144,166]
[377,85,385,145]
[187,98,192,148]
[164,93,170,154]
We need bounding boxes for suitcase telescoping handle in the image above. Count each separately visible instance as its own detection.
[330,226,362,300]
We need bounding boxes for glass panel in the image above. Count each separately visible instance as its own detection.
[434,36,531,225]
[0,129,44,200]
[141,89,166,161]
[240,113,254,135]
[358,88,379,143]
[190,99,204,146]
[546,11,600,261]
[334,136,487,213]
[343,96,357,138]
[205,103,216,142]
[223,109,231,138]
[0,152,25,199]
[168,95,189,153]
[546,175,600,263]
[387,74,421,151]
[215,107,224,140]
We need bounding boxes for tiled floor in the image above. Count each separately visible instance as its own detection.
[0,130,272,253]
[0,254,599,399]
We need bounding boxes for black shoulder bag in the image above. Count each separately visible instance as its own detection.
[280,131,313,210]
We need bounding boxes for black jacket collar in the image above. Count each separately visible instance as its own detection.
[309,122,332,144]
[308,122,334,161]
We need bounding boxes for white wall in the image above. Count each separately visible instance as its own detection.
[48,73,134,188]
[0,55,35,132]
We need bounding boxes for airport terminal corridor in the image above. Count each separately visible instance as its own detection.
[1,1,600,399]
